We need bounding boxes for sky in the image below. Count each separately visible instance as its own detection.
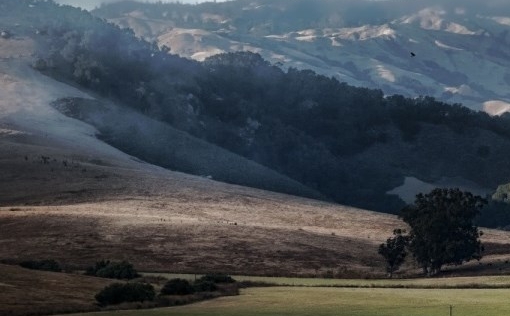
[54,0,224,11]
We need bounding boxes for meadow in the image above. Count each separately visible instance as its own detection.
[62,286,510,316]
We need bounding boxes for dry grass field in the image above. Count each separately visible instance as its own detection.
[2,134,510,278]
[0,264,114,316]
[0,135,396,276]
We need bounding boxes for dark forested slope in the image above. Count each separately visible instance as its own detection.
[6,0,510,213]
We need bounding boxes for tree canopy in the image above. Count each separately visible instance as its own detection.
[378,229,409,278]
[400,188,486,275]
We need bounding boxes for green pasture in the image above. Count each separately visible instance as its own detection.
[64,286,510,316]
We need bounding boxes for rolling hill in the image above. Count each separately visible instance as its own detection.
[0,13,508,279]
[94,0,510,113]
[0,25,509,280]
[2,7,510,316]
[5,0,510,213]
[0,264,114,316]
[0,5,391,278]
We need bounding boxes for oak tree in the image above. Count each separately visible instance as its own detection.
[400,188,486,276]
[378,228,409,278]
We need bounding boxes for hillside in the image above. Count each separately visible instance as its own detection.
[94,0,510,113]
[0,50,392,274]
[1,48,509,277]
[1,29,508,279]
[0,3,392,279]
[5,0,510,213]
[2,8,510,316]
[0,264,113,316]
[50,97,322,200]
[0,3,321,203]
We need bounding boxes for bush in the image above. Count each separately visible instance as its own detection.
[95,282,155,306]
[19,259,61,272]
[85,260,139,280]
[160,278,195,295]
[198,274,236,284]
[85,259,109,276]
[193,280,218,292]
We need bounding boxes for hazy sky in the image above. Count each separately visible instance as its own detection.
[55,0,223,11]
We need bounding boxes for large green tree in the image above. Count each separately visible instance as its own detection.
[400,188,486,276]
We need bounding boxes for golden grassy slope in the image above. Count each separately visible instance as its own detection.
[2,134,510,278]
[0,130,394,277]
[0,264,113,316]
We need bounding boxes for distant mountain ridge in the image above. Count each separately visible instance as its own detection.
[94,0,510,113]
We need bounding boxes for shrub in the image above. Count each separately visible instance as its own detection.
[95,283,155,306]
[85,259,110,276]
[85,260,139,279]
[193,279,218,292]
[198,274,236,284]
[19,259,61,272]
[160,278,195,295]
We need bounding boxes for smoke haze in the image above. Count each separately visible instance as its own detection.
[55,0,223,10]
